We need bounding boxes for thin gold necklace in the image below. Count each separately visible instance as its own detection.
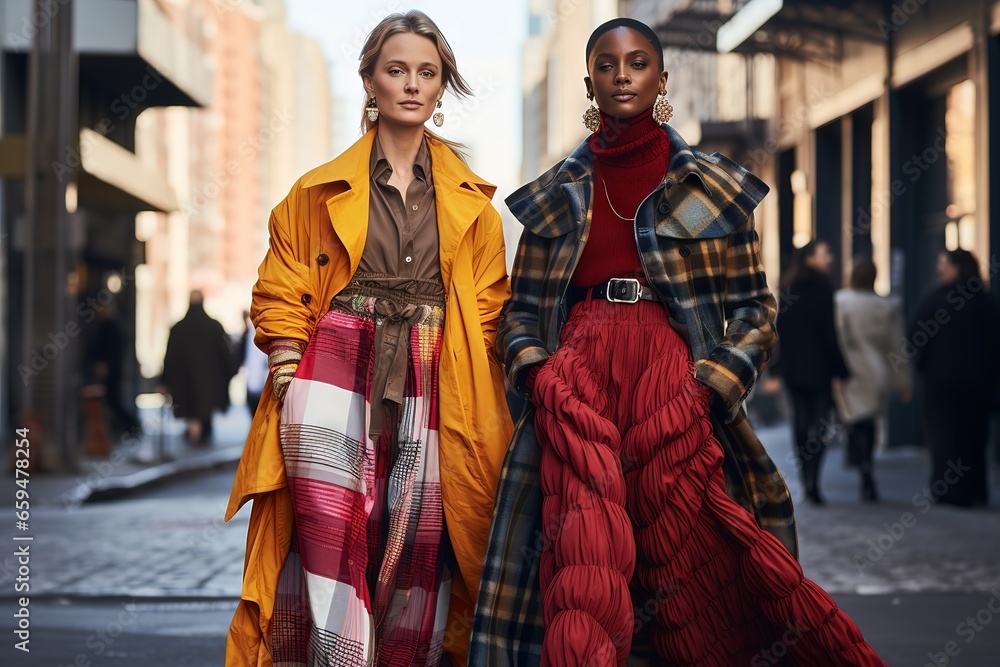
[601,176,635,222]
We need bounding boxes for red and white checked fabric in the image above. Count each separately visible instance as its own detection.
[270,295,451,667]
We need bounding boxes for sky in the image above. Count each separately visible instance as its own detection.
[285,0,530,203]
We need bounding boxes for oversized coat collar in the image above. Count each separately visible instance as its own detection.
[298,127,497,287]
[506,123,769,239]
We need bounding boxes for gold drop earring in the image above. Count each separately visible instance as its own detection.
[366,96,379,122]
[653,90,673,124]
[582,95,601,133]
[433,99,444,127]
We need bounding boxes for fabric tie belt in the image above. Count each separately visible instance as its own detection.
[368,299,431,441]
[332,275,446,443]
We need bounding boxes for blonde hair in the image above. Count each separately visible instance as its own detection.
[358,10,471,157]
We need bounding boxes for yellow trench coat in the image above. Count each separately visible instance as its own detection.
[224,128,513,665]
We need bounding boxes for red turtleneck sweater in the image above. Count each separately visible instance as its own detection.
[572,111,671,288]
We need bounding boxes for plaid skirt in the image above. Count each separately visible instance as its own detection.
[271,282,452,667]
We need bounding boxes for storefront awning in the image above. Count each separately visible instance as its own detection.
[716,0,886,59]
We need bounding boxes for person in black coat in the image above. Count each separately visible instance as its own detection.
[772,240,850,504]
[161,290,236,445]
[90,301,142,437]
[910,249,1000,507]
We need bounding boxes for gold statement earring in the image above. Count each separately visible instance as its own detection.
[653,90,673,124]
[582,96,601,132]
[366,97,379,123]
[433,99,444,127]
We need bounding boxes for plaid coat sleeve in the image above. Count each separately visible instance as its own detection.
[693,213,777,421]
[496,227,552,393]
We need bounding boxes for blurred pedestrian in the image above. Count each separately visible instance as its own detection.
[772,239,850,505]
[833,256,912,502]
[910,249,1000,507]
[238,310,268,417]
[90,299,142,437]
[225,12,512,665]
[161,290,235,445]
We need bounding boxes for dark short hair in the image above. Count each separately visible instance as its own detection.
[585,18,664,71]
[850,256,877,290]
[942,248,981,284]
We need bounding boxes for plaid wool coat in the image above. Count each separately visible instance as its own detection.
[468,124,797,665]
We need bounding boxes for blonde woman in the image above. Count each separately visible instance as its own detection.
[224,11,512,666]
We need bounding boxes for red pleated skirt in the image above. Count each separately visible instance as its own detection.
[531,296,886,666]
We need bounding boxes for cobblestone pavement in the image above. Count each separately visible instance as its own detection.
[758,423,1000,596]
[3,420,1000,665]
[2,420,998,603]
[0,467,248,599]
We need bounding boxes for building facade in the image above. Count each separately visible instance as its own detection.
[616,0,1000,447]
[0,0,212,469]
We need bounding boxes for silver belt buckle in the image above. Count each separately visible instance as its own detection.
[606,277,641,304]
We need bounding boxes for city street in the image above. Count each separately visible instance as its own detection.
[1,421,999,665]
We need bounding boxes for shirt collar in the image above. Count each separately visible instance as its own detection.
[370,133,433,184]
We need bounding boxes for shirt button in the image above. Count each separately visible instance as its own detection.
[301,294,312,305]
[405,256,412,263]
[316,253,329,266]
[658,202,670,215]
[411,204,419,211]
[679,245,691,258]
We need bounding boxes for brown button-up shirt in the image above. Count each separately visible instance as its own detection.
[359,134,440,281]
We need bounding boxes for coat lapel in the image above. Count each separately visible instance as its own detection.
[655,126,769,239]
[506,124,769,241]
[301,129,375,276]
[428,139,496,288]
[298,129,498,286]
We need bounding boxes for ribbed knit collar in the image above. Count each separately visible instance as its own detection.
[589,110,668,167]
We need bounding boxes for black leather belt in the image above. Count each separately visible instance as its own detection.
[588,277,661,304]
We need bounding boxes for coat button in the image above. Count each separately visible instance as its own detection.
[679,245,691,258]
[658,202,670,215]
[301,294,312,305]
[317,253,329,266]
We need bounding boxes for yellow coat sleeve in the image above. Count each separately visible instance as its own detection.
[250,197,314,351]
[472,204,511,355]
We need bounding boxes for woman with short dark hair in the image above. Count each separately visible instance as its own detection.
[471,17,885,667]
[772,239,850,505]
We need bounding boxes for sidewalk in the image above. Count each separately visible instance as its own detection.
[754,420,1000,595]
[26,404,250,508]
